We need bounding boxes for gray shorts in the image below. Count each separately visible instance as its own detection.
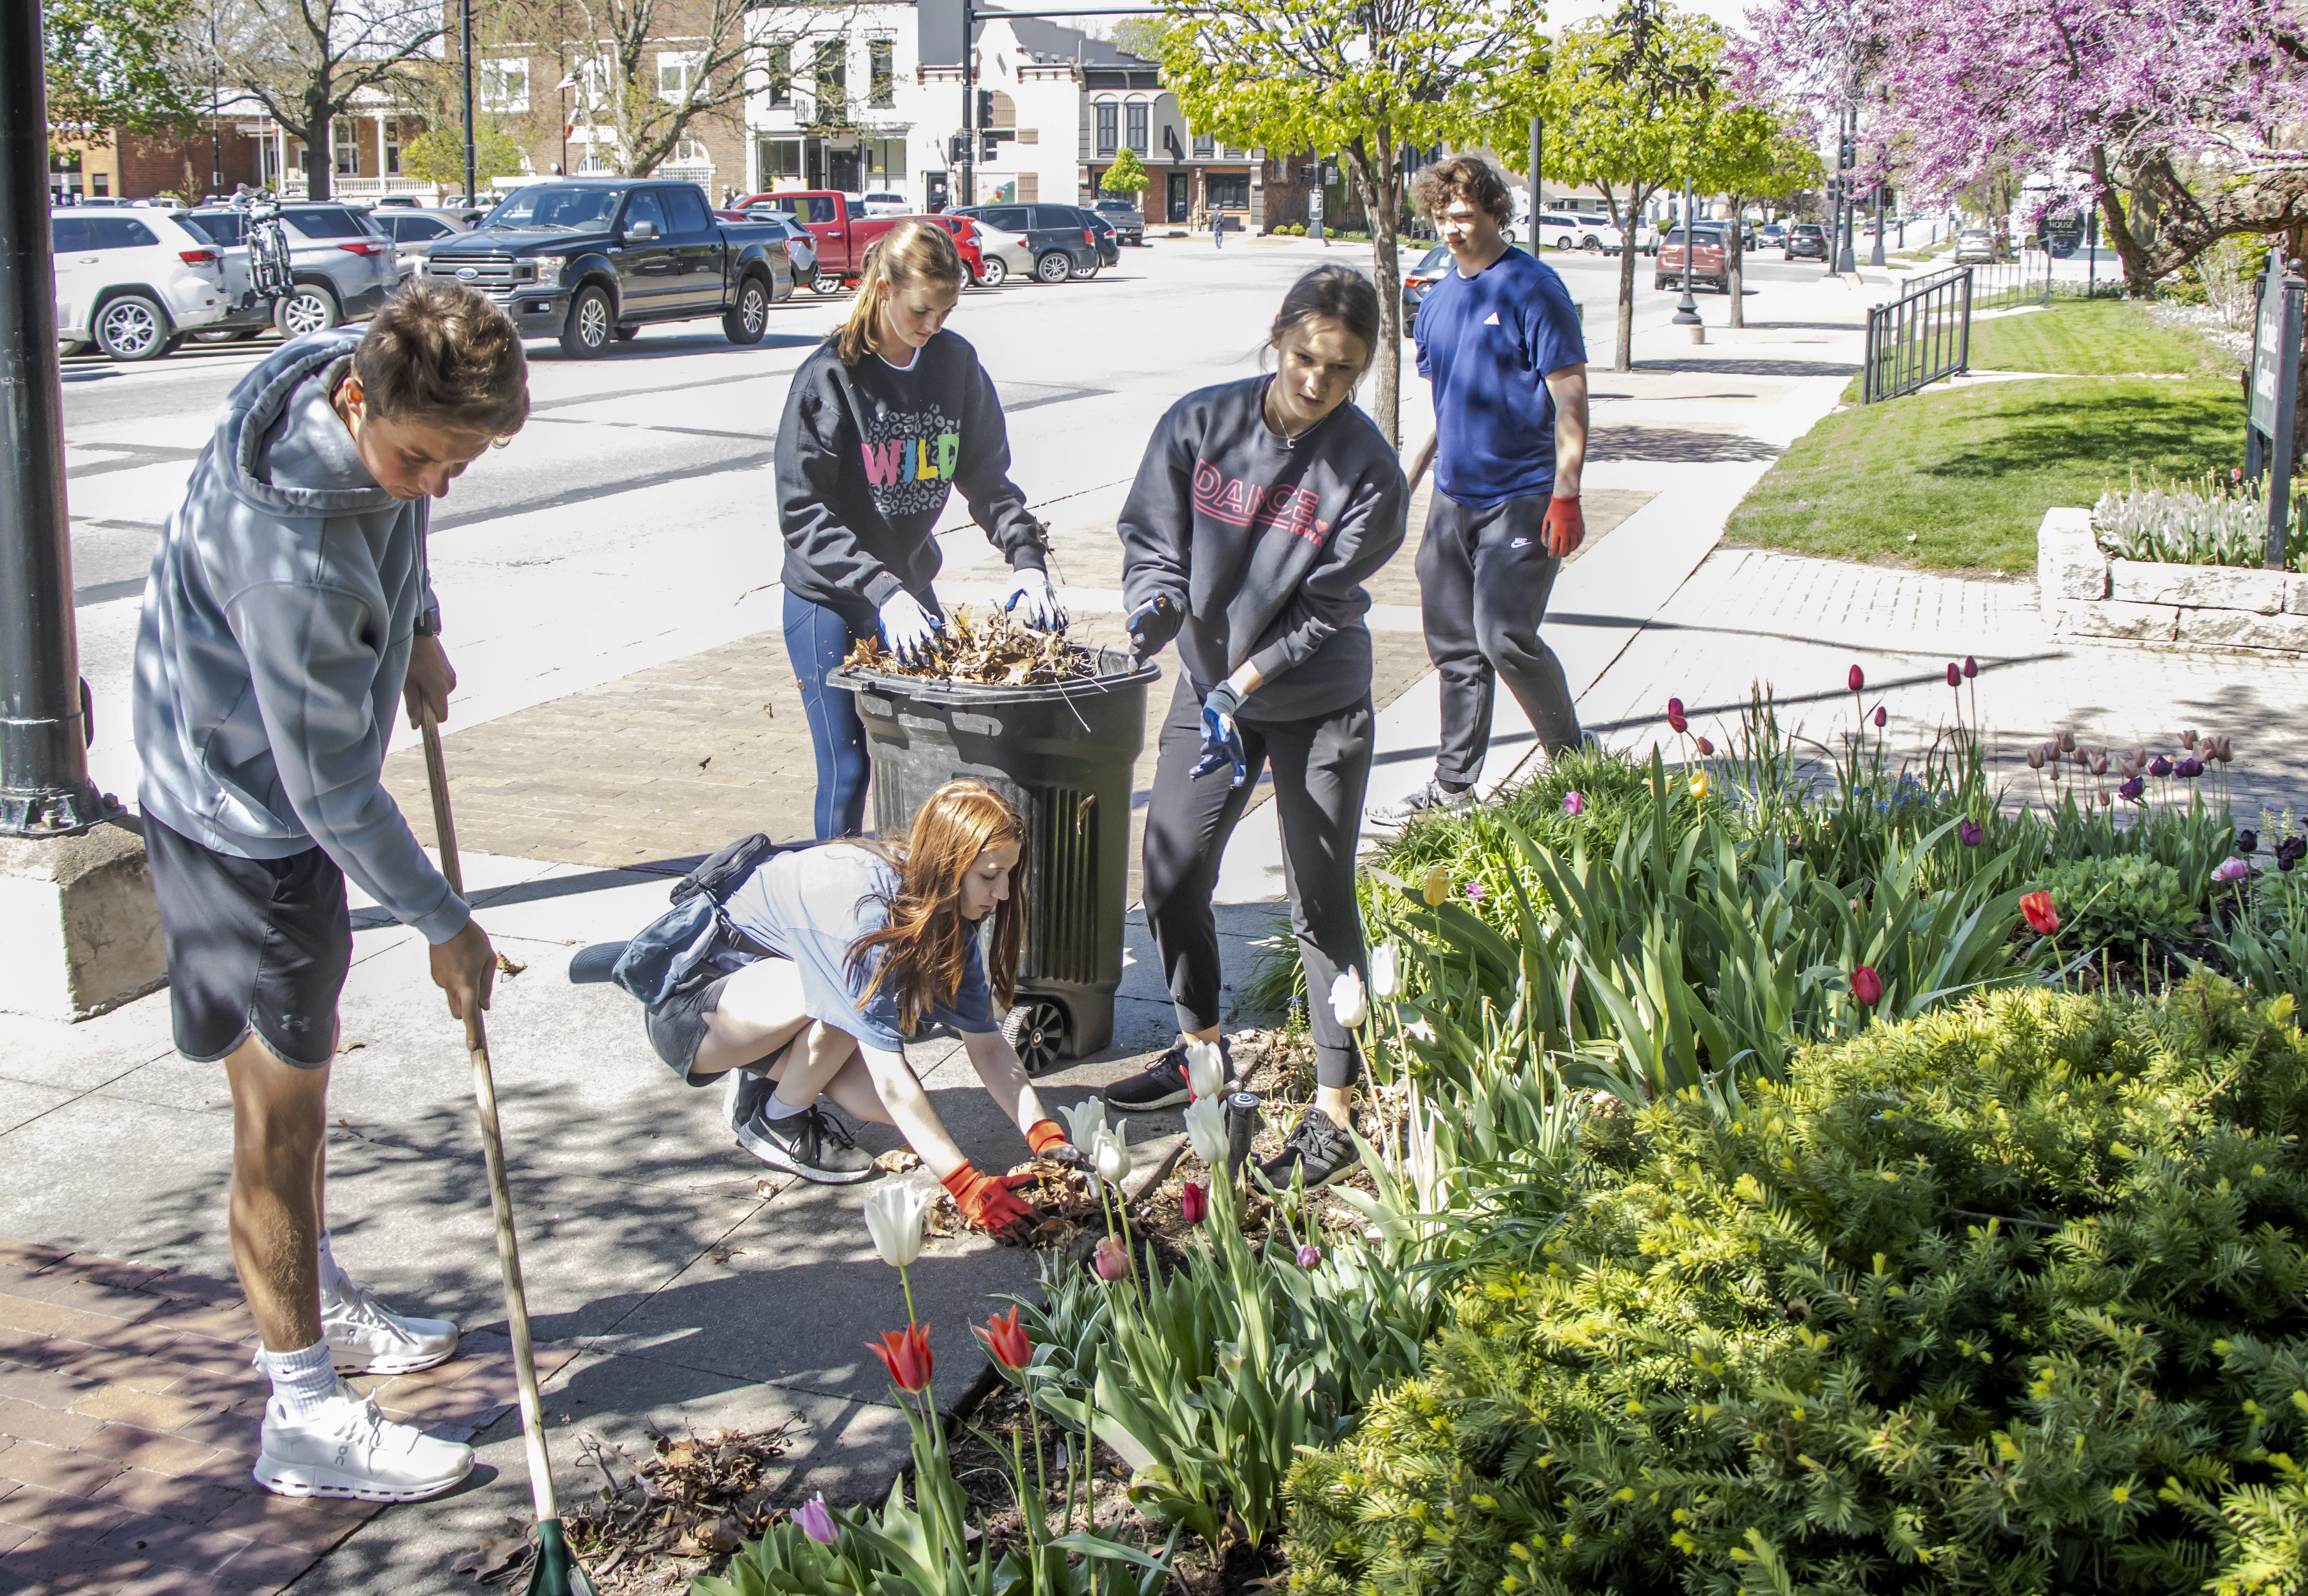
[644,972,733,1085]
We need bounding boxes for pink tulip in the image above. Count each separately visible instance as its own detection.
[1296,1244,1322,1268]
[1851,965,1884,1007]
[1093,1234,1129,1281]
[1563,790,1586,816]
[797,1493,839,1545]
[1179,1180,1208,1225]
[1873,705,1887,729]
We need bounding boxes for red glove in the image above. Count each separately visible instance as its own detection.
[942,1162,1038,1243]
[1542,494,1585,559]
[1026,1120,1082,1163]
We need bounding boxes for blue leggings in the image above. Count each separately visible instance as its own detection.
[783,590,871,840]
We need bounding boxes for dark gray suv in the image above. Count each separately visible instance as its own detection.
[950,203,1103,284]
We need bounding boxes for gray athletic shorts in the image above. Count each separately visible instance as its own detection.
[644,972,733,1084]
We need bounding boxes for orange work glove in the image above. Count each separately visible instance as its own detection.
[1542,494,1585,559]
[941,1162,1039,1243]
[1026,1119,1083,1165]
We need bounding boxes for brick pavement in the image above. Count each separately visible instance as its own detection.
[0,1238,575,1596]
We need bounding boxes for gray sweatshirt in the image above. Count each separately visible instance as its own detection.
[1119,375,1407,721]
[133,332,469,945]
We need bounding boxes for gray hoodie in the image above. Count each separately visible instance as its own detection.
[133,332,469,945]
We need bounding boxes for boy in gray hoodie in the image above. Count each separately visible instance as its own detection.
[133,281,527,1502]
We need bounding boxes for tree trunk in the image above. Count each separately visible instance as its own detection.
[1727,190,1745,328]
[299,92,332,201]
[1353,133,1406,448]
[1612,184,1647,373]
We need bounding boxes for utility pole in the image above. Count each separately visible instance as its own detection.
[209,11,223,198]
[0,1,107,837]
[1527,115,1542,259]
[461,0,477,203]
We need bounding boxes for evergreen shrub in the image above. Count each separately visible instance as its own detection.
[1286,980,2308,1595]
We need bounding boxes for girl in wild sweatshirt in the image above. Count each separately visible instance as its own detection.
[775,220,1057,838]
[1103,266,1408,1192]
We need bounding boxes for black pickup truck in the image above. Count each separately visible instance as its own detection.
[422,178,796,358]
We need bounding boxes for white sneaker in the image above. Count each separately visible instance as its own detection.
[254,1380,474,1502]
[323,1277,460,1375]
[1369,778,1476,827]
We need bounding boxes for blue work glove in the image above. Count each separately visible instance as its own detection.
[1125,594,1182,661]
[1192,681,1248,788]
[877,590,942,663]
[1003,566,1065,631]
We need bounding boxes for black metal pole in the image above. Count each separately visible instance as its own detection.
[0,1,106,837]
[1672,172,1700,324]
[461,0,477,203]
[209,11,222,197]
[961,0,975,207]
[1528,115,1541,258]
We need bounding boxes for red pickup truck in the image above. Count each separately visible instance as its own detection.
[736,191,902,292]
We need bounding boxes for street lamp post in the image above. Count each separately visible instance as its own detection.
[1868,180,1886,267]
[1671,172,1701,326]
[1833,105,1857,274]
[0,1,108,837]
[460,0,476,204]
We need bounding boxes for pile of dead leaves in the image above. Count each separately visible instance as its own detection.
[453,1423,799,1589]
[843,607,1100,687]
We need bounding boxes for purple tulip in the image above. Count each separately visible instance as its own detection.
[2239,830,2260,854]
[1958,820,1983,848]
[2175,758,2204,780]
[798,1494,838,1546]
[1563,790,1586,816]
[1297,1244,1322,1268]
[2214,857,2250,883]
[2118,776,2145,801]
[2058,732,2077,753]
[2150,756,2172,778]
[1466,881,1486,903]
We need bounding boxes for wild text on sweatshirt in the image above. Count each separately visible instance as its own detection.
[776,331,1045,631]
[1119,375,1408,722]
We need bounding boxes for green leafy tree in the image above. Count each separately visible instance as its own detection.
[1100,146,1148,199]
[1107,15,1171,64]
[1158,0,1544,445]
[42,0,201,145]
[401,125,527,188]
[1689,97,1821,327]
[1489,3,1721,371]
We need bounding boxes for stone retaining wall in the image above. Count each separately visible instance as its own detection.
[2035,505,2308,653]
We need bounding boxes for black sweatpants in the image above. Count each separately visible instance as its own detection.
[1140,676,1373,1088]
[1416,489,1583,787]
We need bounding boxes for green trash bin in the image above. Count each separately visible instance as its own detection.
[830,648,1158,1068]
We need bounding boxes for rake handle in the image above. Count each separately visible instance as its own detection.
[421,709,561,1528]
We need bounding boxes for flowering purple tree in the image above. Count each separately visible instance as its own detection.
[1735,0,2308,294]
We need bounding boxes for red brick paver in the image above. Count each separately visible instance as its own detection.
[0,1239,575,1594]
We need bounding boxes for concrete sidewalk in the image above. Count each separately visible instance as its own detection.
[0,282,1871,1594]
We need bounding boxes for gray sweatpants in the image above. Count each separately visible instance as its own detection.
[1416,489,1583,786]
[1140,676,1373,1088]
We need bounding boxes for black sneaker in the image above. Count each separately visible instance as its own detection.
[736,1104,877,1183]
[721,1068,773,1132]
[1255,1107,1359,1192]
[1105,1036,1233,1112]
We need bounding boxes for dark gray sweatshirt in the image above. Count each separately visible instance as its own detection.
[777,330,1046,632]
[1119,375,1407,721]
[133,332,467,944]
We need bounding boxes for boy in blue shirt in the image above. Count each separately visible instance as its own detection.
[1376,157,1591,822]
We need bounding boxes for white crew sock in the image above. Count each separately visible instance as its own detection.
[316,1229,353,1303]
[260,1340,342,1420]
[764,1093,815,1121]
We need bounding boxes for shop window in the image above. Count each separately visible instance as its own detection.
[1126,102,1147,154]
[1207,173,1249,208]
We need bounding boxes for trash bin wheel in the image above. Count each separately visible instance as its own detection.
[1001,997,1069,1075]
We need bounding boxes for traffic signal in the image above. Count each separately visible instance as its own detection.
[982,131,1000,162]
[977,90,995,128]
[949,134,966,165]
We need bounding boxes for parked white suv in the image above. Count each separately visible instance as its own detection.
[53,208,230,362]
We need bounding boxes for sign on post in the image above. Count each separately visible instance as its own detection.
[1307,187,1323,245]
[2246,245,2306,569]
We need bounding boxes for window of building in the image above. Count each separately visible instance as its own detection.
[332,120,358,176]
[813,40,846,111]
[1192,130,1214,159]
[766,44,792,107]
[659,52,700,102]
[480,58,528,113]
[383,119,401,176]
[869,39,894,107]
[90,173,110,197]
[1094,101,1116,156]
[759,135,802,180]
[1207,172,1249,208]
[863,136,905,181]
[671,138,710,166]
[1125,102,1148,154]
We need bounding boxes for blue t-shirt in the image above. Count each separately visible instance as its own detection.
[719,844,996,1053]
[1413,248,1586,509]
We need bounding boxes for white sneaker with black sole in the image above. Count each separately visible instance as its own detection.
[253,1379,473,1502]
[1369,778,1476,828]
[737,1102,878,1183]
[321,1278,459,1375]
[1104,1036,1234,1112]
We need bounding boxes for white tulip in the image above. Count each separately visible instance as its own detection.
[1058,1097,1109,1156]
[1183,1094,1228,1165]
[1092,1121,1132,1185]
[1370,942,1404,1001]
[1184,1037,1226,1100]
[862,1180,932,1269]
[1330,967,1370,1030]
[1402,1018,1437,1044]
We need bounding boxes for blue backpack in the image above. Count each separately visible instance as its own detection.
[610,833,781,1006]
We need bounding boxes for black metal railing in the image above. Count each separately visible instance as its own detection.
[1863,264,1974,404]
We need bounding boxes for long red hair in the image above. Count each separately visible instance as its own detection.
[847,780,1026,1035]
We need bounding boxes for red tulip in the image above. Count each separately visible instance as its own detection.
[1850,965,1883,1006]
[866,1323,935,1392]
[1848,665,1865,693]
[972,1306,1032,1372]
[2021,891,2059,936]
[1946,661,1961,687]
[1694,734,1714,756]
[1873,705,1887,729]
[1179,1180,1208,1225]
[1962,655,1978,679]
[1666,696,1688,734]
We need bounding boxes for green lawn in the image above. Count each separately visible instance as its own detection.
[1966,296,2228,376]
[1724,376,2245,574]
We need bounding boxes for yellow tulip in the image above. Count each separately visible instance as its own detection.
[1423,866,1450,906]
[1690,770,1710,799]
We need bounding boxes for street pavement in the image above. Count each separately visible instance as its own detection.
[0,238,2175,1592]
